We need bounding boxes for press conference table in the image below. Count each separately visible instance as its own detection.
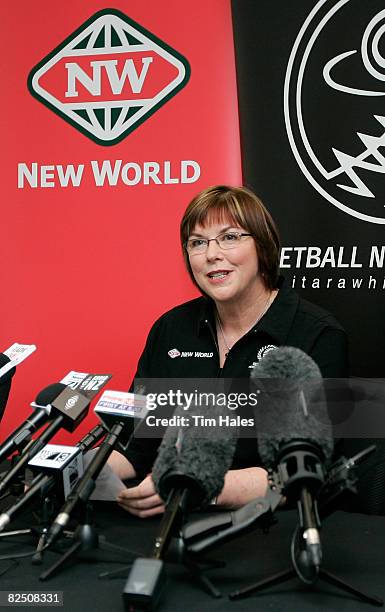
[0,500,383,612]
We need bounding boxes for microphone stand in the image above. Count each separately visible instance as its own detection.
[121,474,230,610]
[40,422,137,580]
[229,444,383,607]
[39,500,137,581]
[0,418,68,563]
[156,489,226,599]
[0,475,71,566]
[0,425,107,564]
[152,488,186,560]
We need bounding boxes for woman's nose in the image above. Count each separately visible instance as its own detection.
[205,238,223,260]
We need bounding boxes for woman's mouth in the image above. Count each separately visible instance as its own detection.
[207,270,232,281]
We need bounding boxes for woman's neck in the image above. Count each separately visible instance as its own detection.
[215,286,275,334]
[215,286,278,368]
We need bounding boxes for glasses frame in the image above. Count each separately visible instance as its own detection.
[185,231,252,254]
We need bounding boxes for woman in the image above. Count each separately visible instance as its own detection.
[109,185,348,517]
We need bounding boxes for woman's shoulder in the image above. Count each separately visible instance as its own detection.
[277,275,346,334]
[296,295,345,333]
[150,296,208,330]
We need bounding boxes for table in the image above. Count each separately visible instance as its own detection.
[0,499,383,612]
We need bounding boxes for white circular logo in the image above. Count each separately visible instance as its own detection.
[257,344,277,361]
[65,395,79,410]
[285,0,385,224]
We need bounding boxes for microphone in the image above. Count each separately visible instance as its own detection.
[0,385,90,495]
[123,404,236,610]
[152,400,237,519]
[0,353,17,421]
[152,417,235,517]
[0,343,37,422]
[93,389,148,450]
[0,424,106,533]
[250,346,333,577]
[0,383,66,463]
[250,347,333,466]
[44,391,147,548]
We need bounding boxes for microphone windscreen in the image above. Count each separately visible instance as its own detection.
[152,404,236,508]
[250,347,333,466]
[251,346,321,388]
[35,383,67,407]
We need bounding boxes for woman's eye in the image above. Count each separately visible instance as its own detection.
[191,239,205,247]
[222,233,238,241]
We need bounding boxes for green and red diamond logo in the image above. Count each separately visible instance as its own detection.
[28,9,190,145]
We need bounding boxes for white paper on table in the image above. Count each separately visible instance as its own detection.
[83,447,126,501]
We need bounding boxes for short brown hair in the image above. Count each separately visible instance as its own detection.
[180,185,280,291]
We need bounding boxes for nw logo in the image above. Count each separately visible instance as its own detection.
[28,9,190,145]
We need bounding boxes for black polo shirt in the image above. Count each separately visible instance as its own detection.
[126,276,349,478]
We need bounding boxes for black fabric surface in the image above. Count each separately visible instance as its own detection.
[0,498,383,612]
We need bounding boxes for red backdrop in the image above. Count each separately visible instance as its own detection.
[0,0,242,443]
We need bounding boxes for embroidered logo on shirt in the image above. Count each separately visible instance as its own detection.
[248,344,277,369]
[167,348,214,359]
[258,345,277,360]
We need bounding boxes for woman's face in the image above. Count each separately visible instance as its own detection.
[188,216,264,306]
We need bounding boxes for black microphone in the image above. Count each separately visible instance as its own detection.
[0,353,17,422]
[152,413,235,518]
[44,423,123,548]
[123,404,236,610]
[0,424,106,533]
[250,346,333,576]
[0,383,66,463]
[93,389,148,450]
[0,386,90,495]
[250,347,333,466]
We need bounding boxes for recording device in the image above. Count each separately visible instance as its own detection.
[0,384,90,496]
[0,424,106,533]
[0,353,17,421]
[44,391,148,548]
[250,346,333,576]
[0,383,66,463]
[123,403,236,611]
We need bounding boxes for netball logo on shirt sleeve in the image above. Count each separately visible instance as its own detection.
[168,348,181,359]
[28,9,190,145]
[249,344,277,369]
[285,0,385,224]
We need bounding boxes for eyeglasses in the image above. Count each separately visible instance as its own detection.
[185,231,252,254]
